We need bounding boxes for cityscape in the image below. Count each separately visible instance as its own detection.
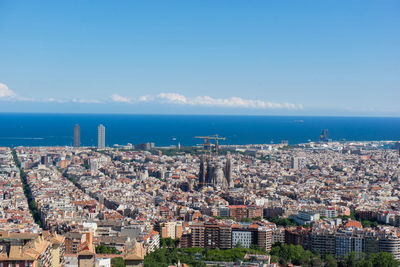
[1,1,400,267]
[1,124,400,266]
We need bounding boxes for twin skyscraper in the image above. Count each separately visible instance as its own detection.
[97,124,105,149]
[73,124,106,149]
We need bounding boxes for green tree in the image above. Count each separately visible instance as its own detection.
[267,217,300,227]
[96,244,121,254]
[249,244,258,250]
[234,242,241,248]
[160,238,179,248]
[111,257,125,267]
[270,255,279,264]
[345,251,359,267]
[325,254,338,267]
[368,252,399,267]
[311,257,324,267]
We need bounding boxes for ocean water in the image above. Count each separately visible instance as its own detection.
[0,113,400,147]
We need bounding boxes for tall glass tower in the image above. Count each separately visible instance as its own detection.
[97,124,105,149]
[73,124,80,147]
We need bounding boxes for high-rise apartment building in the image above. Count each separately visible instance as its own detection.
[190,224,205,248]
[320,129,329,142]
[258,227,273,252]
[229,205,248,221]
[97,124,105,149]
[157,221,183,239]
[291,156,306,171]
[73,124,80,147]
[311,231,335,256]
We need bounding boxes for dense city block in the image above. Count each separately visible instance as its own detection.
[1,140,400,266]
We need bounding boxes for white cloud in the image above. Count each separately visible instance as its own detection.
[111,94,131,103]
[0,84,102,104]
[138,95,154,102]
[32,98,101,103]
[157,93,188,104]
[72,98,102,104]
[0,84,302,110]
[139,92,303,110]
[0,83,16,98]
[44,98,67,103]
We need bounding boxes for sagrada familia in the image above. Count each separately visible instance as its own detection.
[197,152,234,189]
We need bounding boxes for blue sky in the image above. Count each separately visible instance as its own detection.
[0,0,399,116]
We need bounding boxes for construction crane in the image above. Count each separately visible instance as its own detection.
[195,135,226,159]
[214,134,226,157]
[195,136,213,160]
[196,142,214,161]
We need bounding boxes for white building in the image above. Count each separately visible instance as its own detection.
[232,230,252,248]
[293,210,320,225]
[95,258,111,267]
[319,208,338,218]
[291,156,306,171]
[272,228,285,244]
[143,230,160,253]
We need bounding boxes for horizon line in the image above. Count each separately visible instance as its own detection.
[0,111,400,119]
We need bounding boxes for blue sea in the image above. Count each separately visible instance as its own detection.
[0,113,400,147]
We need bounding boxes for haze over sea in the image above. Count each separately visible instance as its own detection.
[0,113,400,147]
